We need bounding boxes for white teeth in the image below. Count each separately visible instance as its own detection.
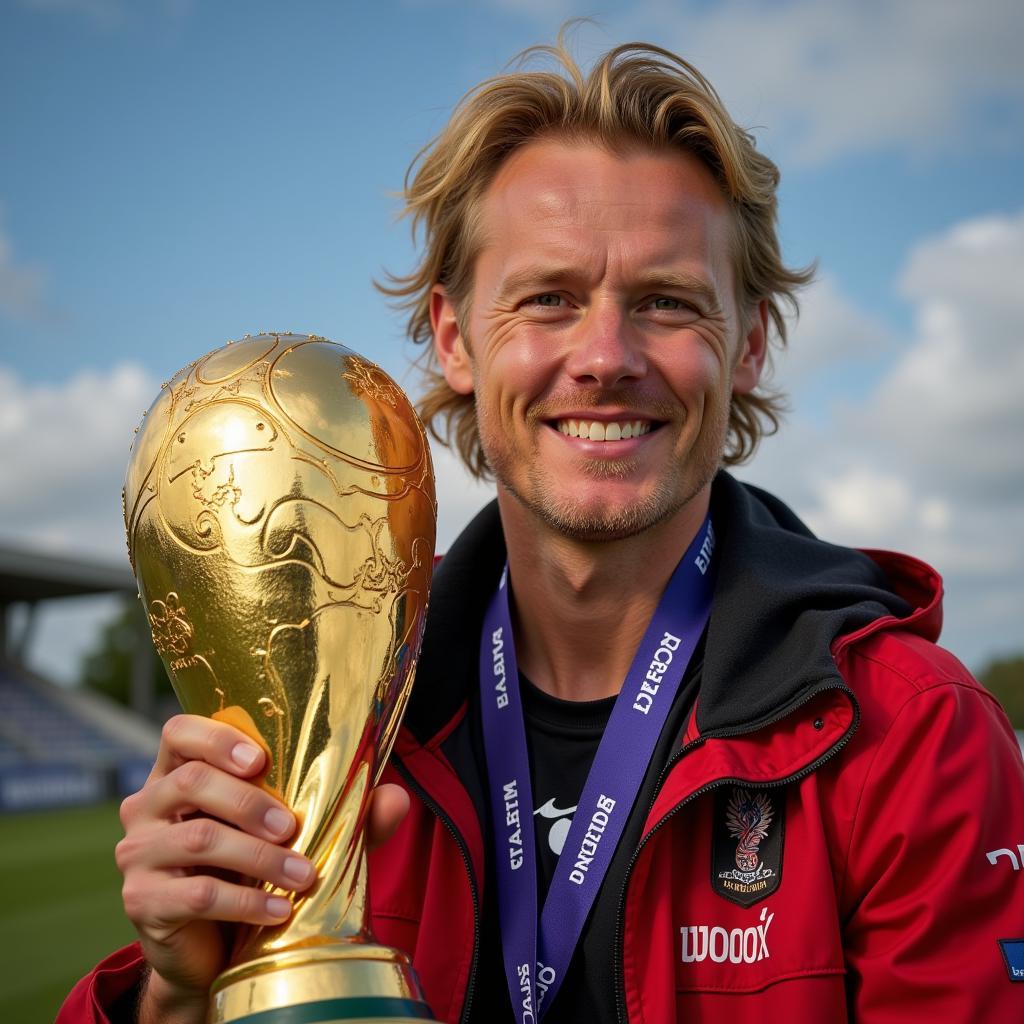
[556,419,652,441]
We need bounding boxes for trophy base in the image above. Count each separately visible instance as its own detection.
[208,943,435,1023]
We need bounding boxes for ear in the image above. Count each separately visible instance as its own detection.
[732,299,769,395]
[430,286,474,396]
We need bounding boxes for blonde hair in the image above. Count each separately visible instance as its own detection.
[380,33,813,477]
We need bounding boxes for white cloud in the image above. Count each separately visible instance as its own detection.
[492,0,1024,163]
[771,272,894,392]
[741,209,1024,668]
[809,468,915,538]
[0,363,155,557]
[677,0,1024,163]
[868,211,1024,497]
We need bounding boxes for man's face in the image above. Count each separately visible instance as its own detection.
[432,138,766,542]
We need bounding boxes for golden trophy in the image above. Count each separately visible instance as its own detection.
[123,333,437,1023]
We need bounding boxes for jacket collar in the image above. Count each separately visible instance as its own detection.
[405,471,932,744]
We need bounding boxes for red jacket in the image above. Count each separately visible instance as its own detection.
[60,476,1024,1022]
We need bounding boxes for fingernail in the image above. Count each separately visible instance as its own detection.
[231,743,261,771]
[284,857,313,885]
[264,807,294,836]
[266,896,292,919]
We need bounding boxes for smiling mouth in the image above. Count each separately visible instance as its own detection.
[553,418,657,442]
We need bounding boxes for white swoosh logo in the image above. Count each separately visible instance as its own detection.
[534,798,578,820]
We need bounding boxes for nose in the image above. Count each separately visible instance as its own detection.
[563,304,647,387]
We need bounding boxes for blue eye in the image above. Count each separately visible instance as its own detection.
[534,294,562,307]
[653,297,683,311]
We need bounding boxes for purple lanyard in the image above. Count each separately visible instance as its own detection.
[479,516,716,1021]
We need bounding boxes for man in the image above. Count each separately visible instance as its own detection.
[62,38,1024,1023]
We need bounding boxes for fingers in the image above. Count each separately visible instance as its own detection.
[132,759,296,840]
[117,817,315,893]
[115,712,314,987]
[120,714,294,844]
[367,783,410,851]
[124,870,298,940]
[117,715,407,948]
[151,714,266,781]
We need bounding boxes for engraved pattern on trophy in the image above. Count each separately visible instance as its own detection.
[148,593,193,657]
[123,334,436,1010]
[341,355,402,409]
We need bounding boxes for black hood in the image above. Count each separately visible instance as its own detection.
[405,471,912,744]
[698,472,911,733]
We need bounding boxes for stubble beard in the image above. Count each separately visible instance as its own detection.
[481,411,726,544]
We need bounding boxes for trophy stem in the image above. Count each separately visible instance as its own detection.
[232,762,374,965]
[208,943,434,1023]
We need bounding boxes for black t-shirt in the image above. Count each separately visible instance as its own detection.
[521,677,616,905]
[466,653,701,1023]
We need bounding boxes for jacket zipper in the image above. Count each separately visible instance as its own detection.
[613,682,861,1023]
[393,757,482,1024]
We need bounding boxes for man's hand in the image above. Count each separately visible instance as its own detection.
[116,714,409,1024]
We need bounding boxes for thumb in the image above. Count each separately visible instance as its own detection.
[367,783,410,851]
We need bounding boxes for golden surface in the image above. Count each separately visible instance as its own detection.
[123,333,436,1021]
[210,945,425,1021]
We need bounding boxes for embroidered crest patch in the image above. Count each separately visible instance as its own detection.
[711,786,785,907]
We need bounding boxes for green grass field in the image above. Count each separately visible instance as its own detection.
[0,801,136,1023]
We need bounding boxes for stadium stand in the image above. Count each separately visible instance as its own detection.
[0,542,160,812]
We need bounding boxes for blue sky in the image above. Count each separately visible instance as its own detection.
[1,0,1022,681]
